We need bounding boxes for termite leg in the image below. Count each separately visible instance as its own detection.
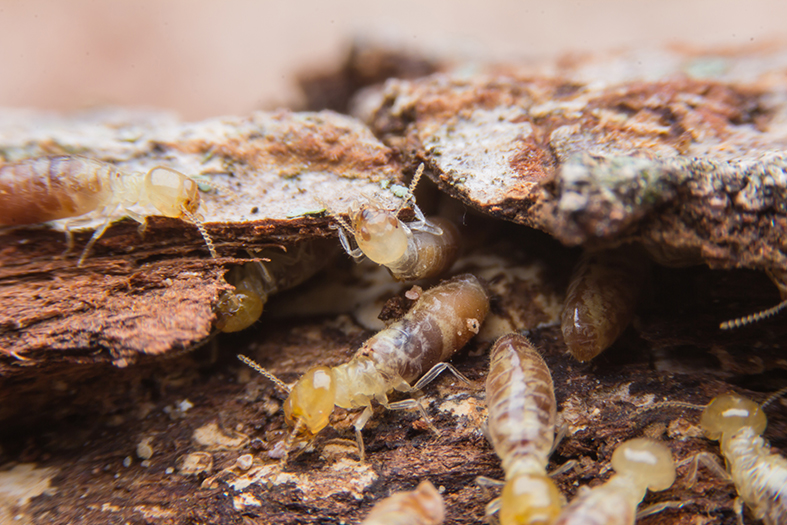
[77,204,120,267]
[408,202,443,235]
[635,501,685,520]
[334,222,364,260]
[386,397,439,434]
[353,405,375,462]
[409,361,472,391]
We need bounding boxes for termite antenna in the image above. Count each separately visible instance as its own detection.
[720,299,787,330]
[183,210,218,259]
[237,354,291,394]
[631,400,706,419]
[761,386,787,409]
[332,213,355,235]
[280,418,306,465]
[394,163,425,215]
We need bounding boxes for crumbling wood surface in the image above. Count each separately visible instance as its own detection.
[0,109,406,368]
[358,47,787,274]
[1,44,787,525]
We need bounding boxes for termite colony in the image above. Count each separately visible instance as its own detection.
[4,151,786,525]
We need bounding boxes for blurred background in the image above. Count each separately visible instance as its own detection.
[0,0,784,120]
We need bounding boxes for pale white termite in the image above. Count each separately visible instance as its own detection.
[698,393,787,525]
[335,164,460,281]
[360,480,445,525]
[552,438,676,525]
[239,273,490,461]
[0,156,216,265]
[480,333,562,525]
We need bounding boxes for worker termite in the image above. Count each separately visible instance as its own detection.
[214,240,337,332]
[720,268,787,330]
[334,164,461,281]
[696,393,787,525]
[238,273,489,462]
[552,438,676,525]
[360,480,445,525]
[0,155,216,265]
[560,245,649,362]
[479,333,563,525]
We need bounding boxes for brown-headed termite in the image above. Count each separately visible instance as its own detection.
[360,480,445,525]
[560,245,649,362]
[334,164,460,281]
[238,273,489,462]
[477,333,564,525]
[0,155,216,265]
[214,240,337,332]
[552,438,676,525]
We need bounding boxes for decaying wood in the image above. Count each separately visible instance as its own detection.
[1,43,786,525]
[358,47,787,274]
[0,109,407,367]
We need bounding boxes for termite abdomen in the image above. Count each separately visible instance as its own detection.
[384,216,460,281]
[0,156,115,226]
[484,333,562,525]
[486,333,557,478]
[560,245,649,362]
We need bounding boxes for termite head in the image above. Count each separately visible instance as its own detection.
[283,366,337,438]
[144,167,201,217]
[349,205,409,264]
[500,473,561,525]
[215,265,268,333]
[611,438,675,492]
[700,394,767,442]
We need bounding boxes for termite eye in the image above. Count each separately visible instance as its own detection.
[283,366,336,435]
[700,394,767,441]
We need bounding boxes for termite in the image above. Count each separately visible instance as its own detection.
[334,164,461,281]
[479,333,563,525]
[238,273,489,462]
[552,438,676,525]
[0,156,216,265]
[697,393,787,525]
[720,268,787,330]
[360,480,445,525]
[215,240,336,332]
[560,245,649,362]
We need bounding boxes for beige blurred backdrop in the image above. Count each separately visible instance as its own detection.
[0,0,784,120]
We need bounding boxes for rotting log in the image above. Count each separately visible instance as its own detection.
[1,43,787,525]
